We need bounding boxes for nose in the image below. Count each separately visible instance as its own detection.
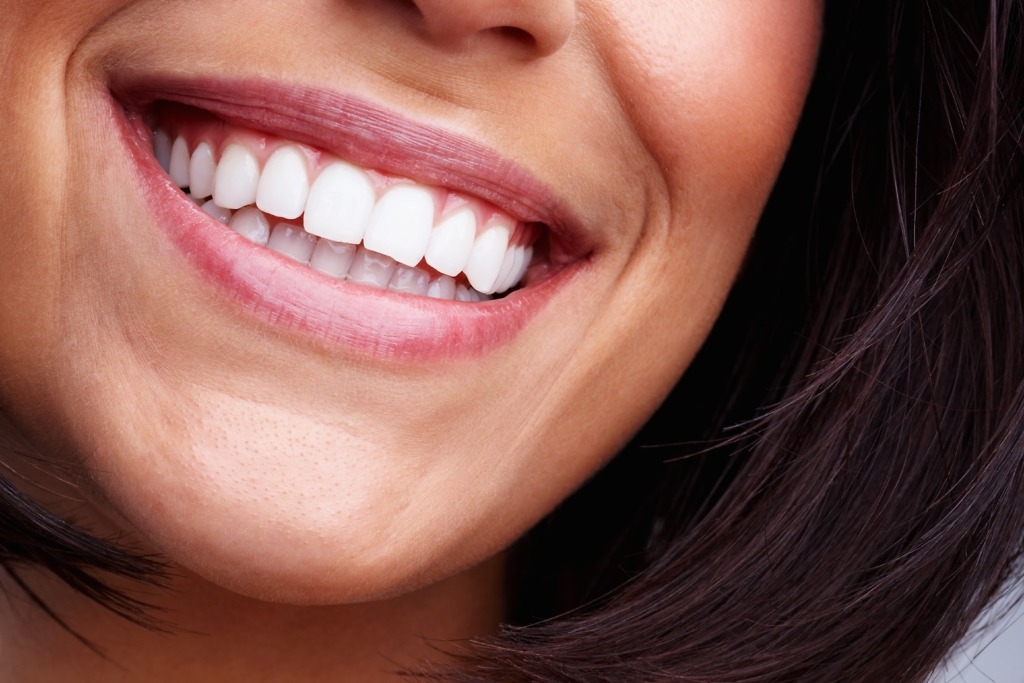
[408,0,576,58]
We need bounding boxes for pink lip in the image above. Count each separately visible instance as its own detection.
[106,76,591,360]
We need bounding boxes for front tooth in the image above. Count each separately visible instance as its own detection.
[424,207,476,277]
[169,137,190,188]
[154,130,172,172]
[257,145,310,219]
[309,239,357,279]
[228,207,271,245]
[189,142,216,199]
[455,284,474,302]
[267,223,317,263]
[201,199,232,225]
[304,162,376,244]
[426,275,457,300]
[388,265,431,296]
[362,185,435,267]
[464,217,512,295]
[213,144,260,210]
[346,247,397,289]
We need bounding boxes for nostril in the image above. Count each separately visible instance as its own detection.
[491,25,536,48]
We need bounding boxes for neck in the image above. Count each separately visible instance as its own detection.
[0,556,505,682]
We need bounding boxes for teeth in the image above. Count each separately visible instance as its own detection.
[214,144,260,210]
[169,137,190,188]
[496,246,521,294]
[426,275,457,300]
[464,217,512,295]
[267,223,317,263]
[495,244,532,294]
[509,246,530,291]
[346,247,397,289]
[228,207,271,246]
[309,239,357,279]
[425,206,476,277]
[493,243,518,294]
[363,185,435,267]
[189,142,216,200]
[156,129,541,301]
[515,246,532,284]
[388,264,431,296]
[201,199,232,225]
[257,145,309,220]
[304,162,376,244]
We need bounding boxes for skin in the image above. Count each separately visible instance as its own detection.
[0,0,821,680]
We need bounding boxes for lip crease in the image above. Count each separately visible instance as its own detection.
[105,74,592,360]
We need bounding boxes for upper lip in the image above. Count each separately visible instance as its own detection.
[109,74,592,264]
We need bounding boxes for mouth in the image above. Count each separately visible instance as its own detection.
[106,76,593,359]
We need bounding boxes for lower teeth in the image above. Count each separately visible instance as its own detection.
[196,195,491,301]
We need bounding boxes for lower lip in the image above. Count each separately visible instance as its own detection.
[109,95,573,360]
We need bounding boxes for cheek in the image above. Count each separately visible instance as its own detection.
[554,2,822,445]
[602,1,822,221]
[0,0,139,429]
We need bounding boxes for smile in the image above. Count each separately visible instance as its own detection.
[108,76,593,359]
[154,103,540,302]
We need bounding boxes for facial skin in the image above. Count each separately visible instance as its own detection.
[0,0,820,678]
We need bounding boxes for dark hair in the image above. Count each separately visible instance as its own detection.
[2,0,1023,680]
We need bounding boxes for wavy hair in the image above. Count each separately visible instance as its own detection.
[1,0,1023,680]
[443,0,1024,680]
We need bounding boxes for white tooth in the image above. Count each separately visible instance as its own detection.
[201,199,232,225]
[455,284,474,302]
[304,162,376,244]
[362,185,435,267]
[257,145,309,219]
[189,142,216,199]
[500,244,528,293]
[514,245,533,284]
[213,144,260,210]
[169,137,190,188]
[424,207,476,277]
[492,245,518,294]
[497,245,525,293]
[346,247,396,289]
[154,130,172,172]
[468,289,487,302]
[388,265,431,296]
[464,218,511,295]
[309,239,357,279]
[267,223,317,263]
[228,207,271,245]
[426,275,457,300]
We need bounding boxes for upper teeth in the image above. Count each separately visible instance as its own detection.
[156,131,536,300]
